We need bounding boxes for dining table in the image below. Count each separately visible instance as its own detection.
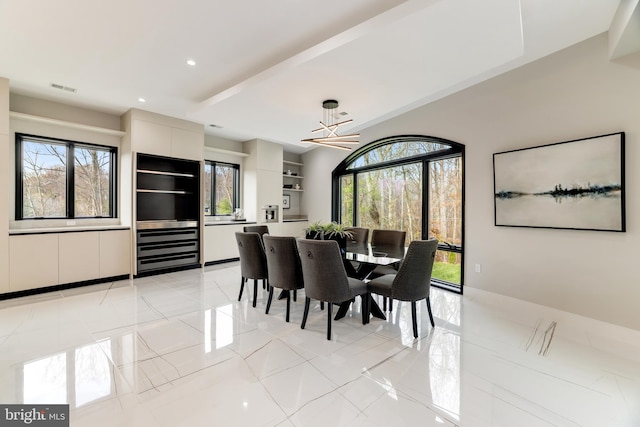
[334,242,405,321]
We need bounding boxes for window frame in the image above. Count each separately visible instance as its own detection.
[15,133,117,220]
[332,134,465,293]
[204,160,240,216]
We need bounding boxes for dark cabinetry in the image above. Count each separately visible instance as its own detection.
[136,153,200,274]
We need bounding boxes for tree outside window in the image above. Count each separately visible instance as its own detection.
[17,134,116,220]
[204,161,239,216]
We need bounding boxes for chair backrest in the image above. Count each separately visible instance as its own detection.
[345,227,369,244]
[392,239,438,301]
[263,235,303,291]
[296,239,350,303]
[235,232,268,279]
[243,225,269,238]
[371,229,406,248]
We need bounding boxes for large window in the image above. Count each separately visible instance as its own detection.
[16,134,116,220]
[333,135,464,292]
[204,161,240,216]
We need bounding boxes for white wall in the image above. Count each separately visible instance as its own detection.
[302,34,640,331]
[0,78,9,292]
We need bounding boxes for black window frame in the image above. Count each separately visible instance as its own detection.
[204,160,240,216]
[332,134,465,293]
[15,133,118,220]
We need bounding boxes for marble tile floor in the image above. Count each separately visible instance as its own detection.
[0,263,639,426]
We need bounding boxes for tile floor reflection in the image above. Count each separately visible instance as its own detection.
[1,263,639,426]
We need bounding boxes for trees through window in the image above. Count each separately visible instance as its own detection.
[204,161,239,216]
[16,134,116,220]
[333,135,464,291]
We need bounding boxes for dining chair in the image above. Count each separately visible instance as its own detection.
[345,227,369,244]
[235,232,268,308]
[367,239,438,339]
[297,239,369,340]
[243,225,270,239]
[263,235,304,322]
[370,229,407,302]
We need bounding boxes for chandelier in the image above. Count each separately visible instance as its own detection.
[301,99,359,151]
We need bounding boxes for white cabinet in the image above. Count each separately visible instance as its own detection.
[204,224,245,262]
[127,109,204,161]
[99,229,131,278]
[8,229,131,293]
[9,234,59,292]
[59,232,100,284]
[134,120,172,157]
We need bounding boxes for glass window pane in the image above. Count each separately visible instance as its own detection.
[204,163,212,215]
[356,163,422,243]
[432,250,461,285]
[74,146,112,217]
[428,157,462,246]
[348,139,451,170]
[214,164,235,215]
[22,140,67,218]
[340,175,354,226]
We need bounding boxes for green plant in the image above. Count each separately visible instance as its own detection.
[303,221,353,239]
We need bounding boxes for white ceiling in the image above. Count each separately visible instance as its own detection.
[0,0,621,153]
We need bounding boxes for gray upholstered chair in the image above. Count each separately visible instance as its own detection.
[345,227,369,244]
[367,239,438,339]
[235,232,268,308]
[370,229,407,308]
[243,225,270,240]
[297,239,369,340]
[263,235,304,322]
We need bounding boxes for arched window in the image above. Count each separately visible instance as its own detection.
[332,135,465,292]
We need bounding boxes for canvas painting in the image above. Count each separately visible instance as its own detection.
[493,132,625,231]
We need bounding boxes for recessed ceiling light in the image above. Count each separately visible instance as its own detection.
[186,59,196,66]
[138,97,146,103]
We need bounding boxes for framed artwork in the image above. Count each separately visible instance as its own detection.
[283,194,290,209]
[493,132,625,232]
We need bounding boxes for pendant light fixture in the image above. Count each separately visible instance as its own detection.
[301,99,359,150]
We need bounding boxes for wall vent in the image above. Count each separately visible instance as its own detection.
[50,83,77,93]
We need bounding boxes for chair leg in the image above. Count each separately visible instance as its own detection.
[286,293,291,323]
[293,289,297,302]
[383,296,387,311]
[301,297,311,329]
[253,279,258,308]
[238,277,245,301]
[361,294,369,325]
[411,301,418,339]
[327,303,333,340]
[426,297,435,327]
[389,299,393,312]
[265,286,274,314]
[320,301,324,310]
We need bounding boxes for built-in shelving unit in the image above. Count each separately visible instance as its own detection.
[135,153,200,275]
[282,158,306,221]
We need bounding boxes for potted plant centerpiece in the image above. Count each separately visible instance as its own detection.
[304,221,353,252]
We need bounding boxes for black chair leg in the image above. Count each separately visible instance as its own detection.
[301,297,311,329]
[238,277,245,301]
[320,301,324,310]
[411,301,418,339]
[389,298,393,312]
[285,293,291,323]
[383,297,387,311]
[327,303,333,340]
[253,279,258,307]
[361,294,369,325]
[265,286,274,314]
[293,289,297,302]
[426,297,435,327]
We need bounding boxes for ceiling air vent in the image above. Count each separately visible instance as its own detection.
[50,83,77,93]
